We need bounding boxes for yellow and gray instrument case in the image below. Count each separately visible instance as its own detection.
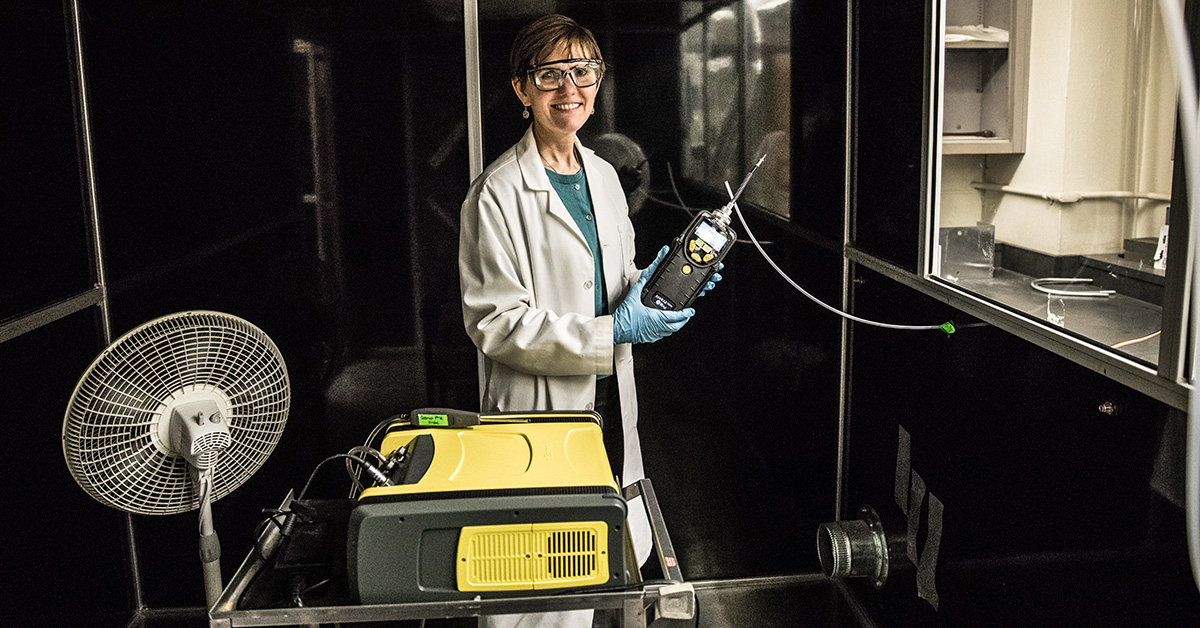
[347,416,628,604]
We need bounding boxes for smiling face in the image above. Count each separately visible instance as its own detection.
[512,42,601,142]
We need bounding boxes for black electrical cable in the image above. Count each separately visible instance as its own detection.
[298,453,378,502]
[347,414,410,497]
[251,514,286,563]
[252,453,381,561]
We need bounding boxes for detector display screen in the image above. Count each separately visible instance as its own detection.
[695,221,729,252]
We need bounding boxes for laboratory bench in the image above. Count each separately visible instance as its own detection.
[949,246,1165,367]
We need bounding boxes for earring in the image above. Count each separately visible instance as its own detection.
[522,106,530,119]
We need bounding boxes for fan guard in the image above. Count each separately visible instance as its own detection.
[591,132,650,215]
[63,311,290,516]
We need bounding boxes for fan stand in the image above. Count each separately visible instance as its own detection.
[196,465,223,607]
[172,398,233,609]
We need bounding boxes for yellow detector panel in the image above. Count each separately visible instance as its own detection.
[456,521,611,591]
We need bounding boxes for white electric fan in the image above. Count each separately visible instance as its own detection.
[62,310,290,608]
[591,132,650,215]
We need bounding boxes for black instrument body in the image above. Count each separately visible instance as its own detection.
[641,210,735,311]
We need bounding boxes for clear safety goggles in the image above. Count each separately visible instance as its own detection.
[524,58,605,91]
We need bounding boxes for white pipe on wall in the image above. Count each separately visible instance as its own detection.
[970,181,1172,204]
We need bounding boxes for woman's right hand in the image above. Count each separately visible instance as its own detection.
[612,246,694,344]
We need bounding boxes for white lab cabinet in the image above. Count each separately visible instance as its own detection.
[941,0,1030,154]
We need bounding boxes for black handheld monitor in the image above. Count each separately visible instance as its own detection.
[641,210,735,311]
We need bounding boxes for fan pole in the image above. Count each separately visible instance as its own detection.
[198,468,224,608]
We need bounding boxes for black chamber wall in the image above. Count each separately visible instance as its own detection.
[844,1,1199,626]
[3,2,845,625]
[12,1,1191,627]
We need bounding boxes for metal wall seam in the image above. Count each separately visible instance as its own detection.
[69,0,112,346]
[464,0,484,180]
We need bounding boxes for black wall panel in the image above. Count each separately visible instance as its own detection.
[75,1,333,612]
[844,263,1199,627]
[2,310,132,627]
[636,225,845,579]
[81,2,301,291]
[1,0,95,321]
[849,0,927,271]
[791,0,847,245]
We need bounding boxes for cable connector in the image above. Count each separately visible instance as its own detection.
[379,446,407,477]
[940,322,956,335]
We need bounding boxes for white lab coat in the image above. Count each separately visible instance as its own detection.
[460,126,652,628]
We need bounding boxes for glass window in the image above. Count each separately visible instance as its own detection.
[741,0,791,217]
[679,1,791,218]
[679,4,743,186]
[680,10,706,181]
[930,0,1178,372]
[703,6,742,187]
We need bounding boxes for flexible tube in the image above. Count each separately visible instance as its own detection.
[727,183,946,331]
[1157,0,1200,594]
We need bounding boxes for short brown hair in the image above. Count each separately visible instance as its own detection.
[509,14,604,81]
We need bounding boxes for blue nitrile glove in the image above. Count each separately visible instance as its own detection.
[613,246,695,344]
[697,262,724,298]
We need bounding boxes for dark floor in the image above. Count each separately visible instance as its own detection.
[146,577,864,628]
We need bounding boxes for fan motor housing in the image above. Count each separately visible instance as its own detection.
[169,399,232,469]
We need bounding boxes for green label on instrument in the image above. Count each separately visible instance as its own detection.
[417,413,449,426]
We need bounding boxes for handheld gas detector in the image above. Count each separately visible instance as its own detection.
[642,155,765,311]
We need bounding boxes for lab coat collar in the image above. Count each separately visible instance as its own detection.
[515,124,598,190]
[516,125,552,191]
[516,125,602,246]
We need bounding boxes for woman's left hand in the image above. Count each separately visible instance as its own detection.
[697,263,724,298]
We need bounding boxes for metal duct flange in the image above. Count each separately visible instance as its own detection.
[816,505,890,588]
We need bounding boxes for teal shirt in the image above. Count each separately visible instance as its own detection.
[546,167,607,317]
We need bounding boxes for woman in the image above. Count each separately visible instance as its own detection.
[459,13,716,628]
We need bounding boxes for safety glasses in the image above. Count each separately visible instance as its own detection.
[523,58,605,91]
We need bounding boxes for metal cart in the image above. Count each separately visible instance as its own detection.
[209,479,694,628]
